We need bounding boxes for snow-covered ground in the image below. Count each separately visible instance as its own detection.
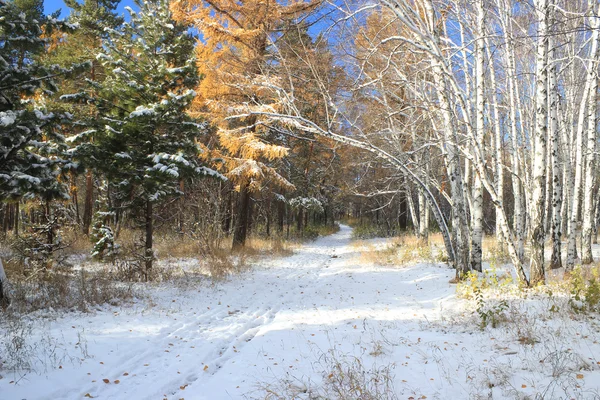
[2,225,600,399]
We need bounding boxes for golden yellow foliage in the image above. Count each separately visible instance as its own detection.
[171,0,321,192]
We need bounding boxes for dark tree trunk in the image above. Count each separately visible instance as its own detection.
[72,173,80,225]
[1,204,6,234]
[145,200,153,279]
[178,181,185,233]
[14,201,19,236]
[266,196,271,237]
[232,183,251,249]
[0,259,9,309]
[46,200,53,246]
[398,194,408,230]
[277,199,285,232]
[82,170,93,235]
[223,187,233,234]
[247,194,254,235]
[297,208,304,234]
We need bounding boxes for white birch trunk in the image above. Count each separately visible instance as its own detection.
[407,183,419,237]
[567,3,599,268]
[418,152,430,242]
[529,0,549,285]
[548,14,563,270]
[498,0,525,261]
[470,0,485,273]
[484,39,504,245]
[581,2,600,264]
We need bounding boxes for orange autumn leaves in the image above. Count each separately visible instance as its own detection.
[170,0,321,193]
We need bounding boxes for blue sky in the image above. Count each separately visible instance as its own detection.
[44,0,135,17]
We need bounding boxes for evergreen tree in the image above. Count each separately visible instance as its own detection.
[0,0,87,304]
[65,0,220,277]
[0,0,86,201]
[42,0,123,234]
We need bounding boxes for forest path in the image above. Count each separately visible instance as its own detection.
[2,224,458,400]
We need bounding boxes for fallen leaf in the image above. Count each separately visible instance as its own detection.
[114,380,120,384]
[84,394,94,398]
[123,372,129,376]
[103,379,110,384]
[577,374,584,379]
[521,384,527,388]
[203,365,209,371]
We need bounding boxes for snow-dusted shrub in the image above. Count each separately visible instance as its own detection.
[90,216,120,262]
[568,266,600,313]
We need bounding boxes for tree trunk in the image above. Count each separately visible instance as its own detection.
[470,0,485,273]
[581,2,600,264]
[566,6,599,268]
[297,207,304,234]
[178,181,185,233]
[145,200,153,280]
[485,36,504,245]
[418,151,430,244]
[266,196,271,237]
[82,170,93,235]
[46,200,54,247]
[232,183,251,249]
[0,258,9,309]
[549,22,563,270]
[277,198,285,232]
[14,201,19,237]
[529,0,549,286]
[594,195,600,244]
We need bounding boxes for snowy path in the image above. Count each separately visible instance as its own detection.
[4,225,600,399]
[1,225,457,399]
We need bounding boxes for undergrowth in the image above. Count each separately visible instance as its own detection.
[258,345,398,400]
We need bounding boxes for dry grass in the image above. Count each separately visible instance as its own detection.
[61,228,92,255]
[241,236,298,258]
[2,263,135,314]
[353,233,515,268]
[257,345,398,400]
[354,235,446,266]
[154,234,204,259]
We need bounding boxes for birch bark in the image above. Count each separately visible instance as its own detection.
[529,0,549,285]
[581,0,600,264]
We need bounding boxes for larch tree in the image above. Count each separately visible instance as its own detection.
[170,0,320,248]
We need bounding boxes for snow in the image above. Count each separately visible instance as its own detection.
[0,111,16,126]
[129,106,156,118]
[2,226,600,399]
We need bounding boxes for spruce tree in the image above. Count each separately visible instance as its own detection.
[0,0,85,201]
[42,0,123,234]
[65,0,220,277]
[0,0,87,303]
